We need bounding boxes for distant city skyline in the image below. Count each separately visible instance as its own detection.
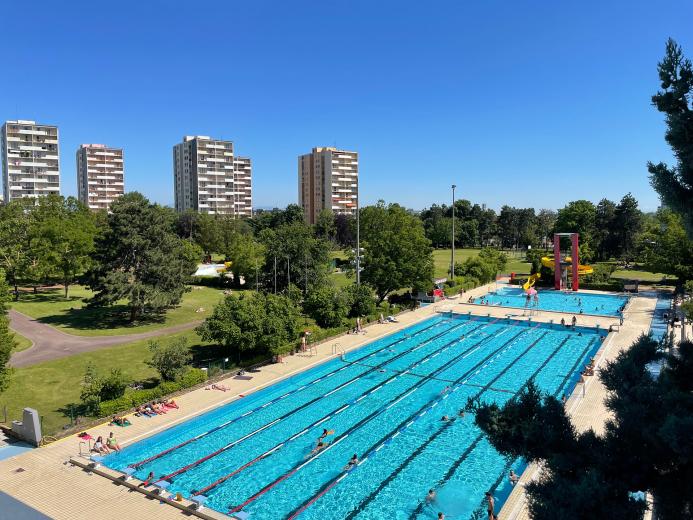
[2,1,691,212]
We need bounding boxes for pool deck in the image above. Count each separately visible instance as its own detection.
[0,284,658,520]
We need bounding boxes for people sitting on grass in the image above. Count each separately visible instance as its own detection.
[107,432,121,452]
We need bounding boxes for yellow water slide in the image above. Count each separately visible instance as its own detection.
[540,256,593,275]
[522,273,541,290]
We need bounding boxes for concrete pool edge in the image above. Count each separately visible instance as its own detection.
[0,285,657,520]
[497,293,659,520]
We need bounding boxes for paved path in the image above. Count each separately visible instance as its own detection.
[9,310,201,368]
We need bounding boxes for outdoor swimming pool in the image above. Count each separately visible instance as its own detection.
[104,314,605,519]
[479,286,628,317]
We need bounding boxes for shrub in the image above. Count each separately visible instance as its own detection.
[100,368,129,400]
[98,368,207,417]
[147,337,192,382]
[303,285,350,328]
[584,263,617,284]
[345,284,376,317]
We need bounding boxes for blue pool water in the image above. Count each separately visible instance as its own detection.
[479,286,628,317]
[104,315,605,519]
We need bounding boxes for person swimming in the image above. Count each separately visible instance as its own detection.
[426,489,436,503]
[309,440,328,457]
[344,453,359,470]
[441,415,450,422]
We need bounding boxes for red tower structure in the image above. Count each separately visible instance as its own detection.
[552,233,580,291]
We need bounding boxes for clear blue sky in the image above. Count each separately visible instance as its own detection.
[2,0,691,212]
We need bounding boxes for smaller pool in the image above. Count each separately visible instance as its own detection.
[476,286,627,317]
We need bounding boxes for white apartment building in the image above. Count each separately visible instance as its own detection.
[173,136,252,217]
[1,120,60,202]
[76,144,124,211]
[298,147,358,225]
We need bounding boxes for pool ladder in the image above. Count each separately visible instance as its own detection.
[332,342,346,360]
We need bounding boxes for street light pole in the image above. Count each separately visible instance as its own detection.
[451,184,457,280]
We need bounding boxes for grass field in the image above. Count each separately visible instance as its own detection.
[610,269,677,283]
[0,330,206,435]
[432,249,531,278]
[13,332,32,352]
[10,285,227,337]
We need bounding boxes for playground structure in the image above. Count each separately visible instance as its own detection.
[541,233,593,291]
[522,272,541,290]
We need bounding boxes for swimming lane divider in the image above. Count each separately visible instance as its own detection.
[152,319,487,486]
[128,316,456,470]
[186,320,494,496]
[238,321,527,517]
[406,334,573,519]
[464,335,593,520]
[330,325,547,520]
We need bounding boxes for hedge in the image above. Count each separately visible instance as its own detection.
[99,368,208,417]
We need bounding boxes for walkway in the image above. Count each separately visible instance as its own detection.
[0,286,656,520]
[9,310,201,368]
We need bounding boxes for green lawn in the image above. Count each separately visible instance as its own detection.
[433,249,531,278]
[10,285,227,336]
[13,332,32,352]
[330,271,355,289]
[0,330,207,436]
[610,269,677,284]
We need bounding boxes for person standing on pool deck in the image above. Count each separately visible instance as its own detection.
[571,315,577,327]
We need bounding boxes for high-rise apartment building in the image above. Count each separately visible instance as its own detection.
[76,144,124,211]
[298,147,358,225]
[173,136,252,216]
[1,120,60,202]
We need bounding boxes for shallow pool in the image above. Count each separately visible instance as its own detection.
[104,314,605,519]
[478,286,628,317]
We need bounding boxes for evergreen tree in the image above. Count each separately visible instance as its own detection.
[470,335,693,520]
[648,39,693,237]
[86,192,196,321]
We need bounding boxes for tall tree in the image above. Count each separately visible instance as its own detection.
[470,334,693,520]
[594,198,617,260]
[497,205,520,249]
[356,201,434,302]
[639,208,693,282]
[536,209,557,249]
[30,195,97,298]
[334,213,355,248]
[87,192,196,321]
[315,209,337,242]
[555,200,597,261]
[0,199,33,299]
[0,270,16,394]
[612,193,643,261]
[648,39,693,237]
[259,221,331,293]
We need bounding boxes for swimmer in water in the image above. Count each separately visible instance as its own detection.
[509,469,519,486]
[458,409,466,418]
[344,453,359,470]
[441,415,450,422]
[318,428,329,442]
[426,489,436,503]
[309,440,328,457]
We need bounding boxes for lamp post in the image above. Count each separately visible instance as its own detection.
[451,184,457,280]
